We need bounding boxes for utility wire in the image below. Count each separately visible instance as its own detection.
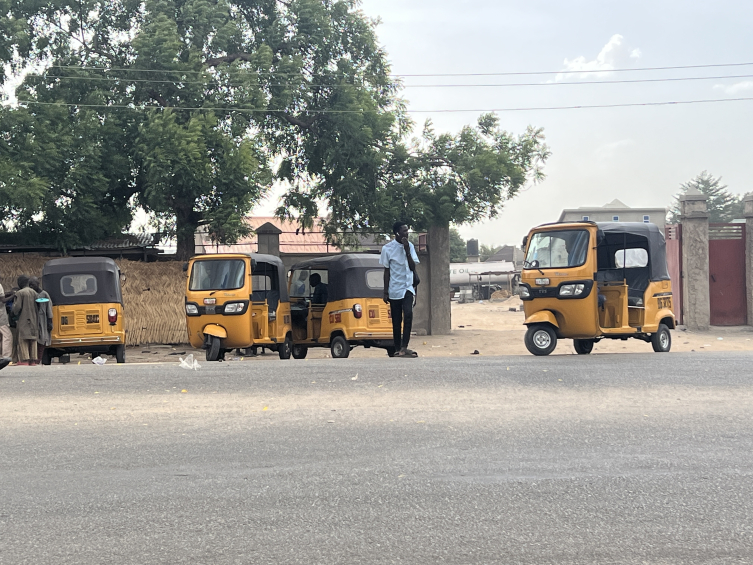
[15,97,753,113]
[33,73,753,88]
[46,61,753,78]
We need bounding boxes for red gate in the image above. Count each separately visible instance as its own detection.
[709,223,747,326]
[665,224,683,325]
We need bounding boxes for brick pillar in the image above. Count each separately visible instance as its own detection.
[744,195,753,326]
[679,189,709,330]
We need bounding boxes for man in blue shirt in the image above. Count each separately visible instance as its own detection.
[380,221,420,357]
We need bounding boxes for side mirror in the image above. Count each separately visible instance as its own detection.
[182,262,189,272]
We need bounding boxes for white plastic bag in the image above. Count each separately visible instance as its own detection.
[92,357,107,365]
[179,354,201,371]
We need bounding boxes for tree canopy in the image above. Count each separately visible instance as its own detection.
[0,0,548,258]
[668,171,744,224]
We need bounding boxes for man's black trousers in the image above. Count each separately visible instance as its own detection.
[389,294,414,351]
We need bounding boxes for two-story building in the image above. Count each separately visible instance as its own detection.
[558,199,667,233]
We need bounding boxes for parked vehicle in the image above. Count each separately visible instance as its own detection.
[287,254,394,358]
[184,253,292,360]
[520,222,675,355]
[42,257,126,364]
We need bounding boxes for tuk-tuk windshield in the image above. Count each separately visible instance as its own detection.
[525,229,590,269]
[189,259,245,291]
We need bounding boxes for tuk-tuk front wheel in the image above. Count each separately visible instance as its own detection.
[292,344,308,359]
[206,335,222,361]
[651,324,671,353]
[115,344,126,363]
[525,324,557,356]
[573,339,594,355]
[330,335,350,359]
[279,334,292,360]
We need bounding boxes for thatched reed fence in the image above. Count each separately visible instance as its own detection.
[0,255,188,345]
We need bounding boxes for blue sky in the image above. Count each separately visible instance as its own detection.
[344,0,753,246]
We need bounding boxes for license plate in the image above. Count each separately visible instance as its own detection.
[205,305,216,315]
[203,298,216,305]
[535,278,550,285]
[86,314,99,324]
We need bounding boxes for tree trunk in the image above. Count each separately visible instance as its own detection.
[428,223,451,335]
[175,206,199,261]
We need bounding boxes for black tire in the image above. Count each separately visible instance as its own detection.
[330,335,350,359]
[59,354,70,364]
[41,349,52,366]
[524,324,557,356]
[292,344,308,359]
[651,323,671,352]
[279,334,292,360]
[251,346,259,356]
[206,335,222,361]
[115,344,126,363]
[573,339,594,355]
[386,346,396,357]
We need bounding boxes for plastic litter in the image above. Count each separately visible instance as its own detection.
[179,354,201,371]
[92,357,107,365]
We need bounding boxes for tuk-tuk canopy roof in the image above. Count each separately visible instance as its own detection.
[596,222,670,281]
[42,256,123,305]
[289,253,383,301]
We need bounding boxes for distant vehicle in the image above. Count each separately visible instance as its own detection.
[450,261,519,294]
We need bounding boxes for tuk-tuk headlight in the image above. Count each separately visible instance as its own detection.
[559,284,586,296]
[519,286,530,298]
[185,304,199,315]
[223,302,245,314]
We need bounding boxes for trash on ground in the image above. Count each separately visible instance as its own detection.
[92,357,107,365]
[179,354,201,370]
[471,350,479,355]
[351,373,358,380]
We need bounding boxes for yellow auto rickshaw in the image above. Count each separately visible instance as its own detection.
[42,257,126,364]
[184,253,292,361]
[287,254,395,359]
[520,222,676,355]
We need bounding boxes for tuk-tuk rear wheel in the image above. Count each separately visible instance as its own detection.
[115,344,126,363]
[651,324,671,352]
[279,335,292,360]
[573,339,594,355]
[292,344,308,359]
[206,335,222,361]
[525,324,557,356]
[330,335,350,359]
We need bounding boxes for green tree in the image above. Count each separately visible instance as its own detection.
[668,171,743,224]
[449,228,466,263]
[479,244,501,262]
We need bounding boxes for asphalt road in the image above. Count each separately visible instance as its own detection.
[1,352,752,564]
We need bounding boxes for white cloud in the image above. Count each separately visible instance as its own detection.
[713,81,753,95]
[556,34,641,81]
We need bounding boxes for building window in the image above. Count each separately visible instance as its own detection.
[582,215,589,221]
[612,215,619,221]
[643,215,650,223]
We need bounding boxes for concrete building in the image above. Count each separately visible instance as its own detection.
[558,199,667,233]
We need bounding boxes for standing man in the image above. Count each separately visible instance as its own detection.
[11,275,39,366]
[0,275,13,366]
[380,221,420,357]
[29,277,53,364]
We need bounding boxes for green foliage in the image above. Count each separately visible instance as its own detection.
[449,228,466,263]
[668,171,744,224]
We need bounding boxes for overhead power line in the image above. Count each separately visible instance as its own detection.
[46,61,753,78]
[34,73,753,88]
[15,97,753,113]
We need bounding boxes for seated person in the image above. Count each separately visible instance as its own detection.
[309,273,328,305]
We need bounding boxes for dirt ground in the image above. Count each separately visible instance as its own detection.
[57,296,753,365]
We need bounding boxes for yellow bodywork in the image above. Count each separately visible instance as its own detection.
[51,302,125,348]
[522,222,675,340]
[291,297,393,346]
[185,254,292,351]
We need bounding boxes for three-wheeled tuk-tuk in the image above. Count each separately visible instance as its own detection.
[287,254,394,359]
[520,222,676,356]
[42,257,126,364]
[184,253,293,361]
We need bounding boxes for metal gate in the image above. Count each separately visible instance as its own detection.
[665,224,683,325]
[709,223,747,326]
